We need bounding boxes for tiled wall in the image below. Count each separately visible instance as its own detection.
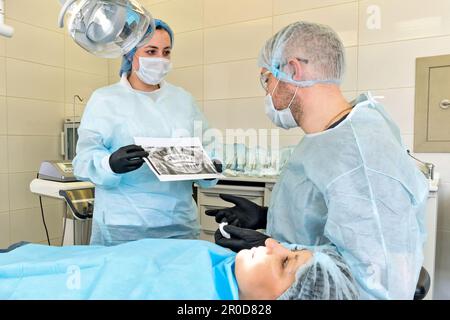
[0,0,109,246]
[110,0,450,299]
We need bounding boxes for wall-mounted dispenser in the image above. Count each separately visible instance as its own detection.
[0,0,14,38]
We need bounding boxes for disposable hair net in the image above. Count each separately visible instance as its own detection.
[278,245,359,300]
[258,21,346,87]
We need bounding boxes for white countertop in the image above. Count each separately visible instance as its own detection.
[219,175,278,184]
[30,179,94,199]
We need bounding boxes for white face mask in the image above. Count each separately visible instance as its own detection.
[264,80,299,129]
[135,57,172,85]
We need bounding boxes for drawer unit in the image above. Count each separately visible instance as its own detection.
[195,177,277,242]
[198,184,265,232]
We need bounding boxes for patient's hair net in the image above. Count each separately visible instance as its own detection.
[120,19,174,76]
[278,245,359,300]
[258,21,346,87]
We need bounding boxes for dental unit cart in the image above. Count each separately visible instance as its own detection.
[30,160,95,246]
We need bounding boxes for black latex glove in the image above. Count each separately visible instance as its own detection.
[204,159,223,181]
[109,144,149,174]
[215,225,269,252]
[205,194,268,230]
[212,159,223,173]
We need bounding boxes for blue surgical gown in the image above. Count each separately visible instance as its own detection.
[0,239,238,300]
[73,76,216,245]
[268,92,429,299]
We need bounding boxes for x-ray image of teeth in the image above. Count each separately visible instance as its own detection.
[145,146,216,175]
[134,137,221,182]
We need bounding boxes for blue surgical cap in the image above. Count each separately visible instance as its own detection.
[120,19,174,76]
[277,245,359,300]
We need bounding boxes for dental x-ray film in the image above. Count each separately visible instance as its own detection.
[134,137,221,182]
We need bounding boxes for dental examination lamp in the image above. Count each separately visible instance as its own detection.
[0,0,14,38]
[58,0,155,58]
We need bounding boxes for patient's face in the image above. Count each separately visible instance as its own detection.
[235,238,312,300]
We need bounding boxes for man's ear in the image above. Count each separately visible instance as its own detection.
[288,58,303,81]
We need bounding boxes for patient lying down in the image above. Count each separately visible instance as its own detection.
[0,238,358,300]
[236,239,358,300]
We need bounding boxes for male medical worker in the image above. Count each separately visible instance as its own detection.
[73,19,216,246]
[207,21,429,300]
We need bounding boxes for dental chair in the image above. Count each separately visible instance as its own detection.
[414,267,431,300]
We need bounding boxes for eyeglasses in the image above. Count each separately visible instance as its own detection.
[259,70,271,91]
[296,58,309,64]
[259,58,309,91]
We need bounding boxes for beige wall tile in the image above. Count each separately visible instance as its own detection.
[0,212,10,248]
[9,172,61,211]
[166,65,203,101]
[358,35,450,90]
[341,47,358,92]
[47,204,64,239]
[204,97,273,131]
[5,19,64,67]
[7,136,61,173]
[109,76,120,86]
[65,36,109,76]
[0,96,6,135]
[359,0,450,45]
[172,30,203,68]
[65,70,109,104]
[109,58,123,78]
[368,88,415,135]
[273,2,359,47]
[6,58,64,102]
[142,0,170,5]
[205,60,262,100]
[204,0,272,27]
[274,0,356,15]
[0,136,7,174]
[7,98,64,136]
[149,0,203,33]
[10,204,63,243]
[204,18,272,64]
[9,207,45,243]
[8,172,36,211]
[0,37,5,57]
[0,174,9,213]
[64,103,86,119]
[0,57,5,96]
[5,0,63,33]
[196,100,204,112]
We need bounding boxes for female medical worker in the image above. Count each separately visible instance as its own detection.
[73,19,217,246]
